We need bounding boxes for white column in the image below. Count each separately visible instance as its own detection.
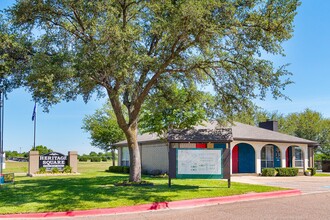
[303,146,308,171]
[292,147,295,167]
[281,146,287,168]
[230,143,233,175]
[256,146,261,174]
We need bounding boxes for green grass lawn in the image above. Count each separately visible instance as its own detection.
[315,173,330,176]
[2,161,28,173]
[0,162,286,215]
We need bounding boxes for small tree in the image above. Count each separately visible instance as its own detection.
[280,109,330,157]
[31,145,53,155]
[82,103,125,166]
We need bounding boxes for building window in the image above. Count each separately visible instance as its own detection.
[294,147,303,167]
[261,145,274,169]
[121,147,130,166]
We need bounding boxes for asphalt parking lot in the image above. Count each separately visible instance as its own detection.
[231,175,330,194]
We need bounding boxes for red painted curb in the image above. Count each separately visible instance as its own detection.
[0,189,301,218]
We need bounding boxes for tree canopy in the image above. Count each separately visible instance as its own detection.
[31,145,53,155]
[3,0,300,182]
[0,14,30,93]
[280,109,330,157]
[139,82,215,136]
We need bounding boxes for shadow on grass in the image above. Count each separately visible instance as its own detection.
[0,173,202,212]
[0,173,280,214]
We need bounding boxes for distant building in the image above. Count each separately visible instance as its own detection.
[114,121,318,174]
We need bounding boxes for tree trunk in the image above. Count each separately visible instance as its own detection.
[107,91,142,182]
[125,125,141,182]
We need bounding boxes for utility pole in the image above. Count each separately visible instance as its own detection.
[0,88,4,177]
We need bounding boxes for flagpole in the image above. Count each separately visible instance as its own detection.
[0,89,4,177]
[33,103,37,151]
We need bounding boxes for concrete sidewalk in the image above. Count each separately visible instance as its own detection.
[231,175,330,194]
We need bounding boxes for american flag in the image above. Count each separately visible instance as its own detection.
[32,103,36,121]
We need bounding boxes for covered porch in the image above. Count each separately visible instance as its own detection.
[230,141,316,174]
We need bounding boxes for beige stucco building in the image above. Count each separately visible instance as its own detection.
[114,121,318,174]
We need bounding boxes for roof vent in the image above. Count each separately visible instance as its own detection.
[259,120,278,132]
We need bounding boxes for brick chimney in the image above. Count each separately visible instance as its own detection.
[259,120,278,132]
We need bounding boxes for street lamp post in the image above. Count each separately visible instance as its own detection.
[0,89,4,177]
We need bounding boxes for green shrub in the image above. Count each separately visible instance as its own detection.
[108,166,130,174]
[90,157,101,162]
[123,166,130,173]
[307,167,317,176]
[101,157,107,162]
[52,167,60,174]
[63,165,72,173]
[276,168,299,176]
[78,156,89,162]
[38,167,47,174]
[149,169,162,176]
[142,169,149,175]
[261,168,276,176]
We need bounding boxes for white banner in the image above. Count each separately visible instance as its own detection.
[177,149,222,175]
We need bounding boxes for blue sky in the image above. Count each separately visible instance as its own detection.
[1,0,330,154]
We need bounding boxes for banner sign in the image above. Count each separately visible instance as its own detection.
[176,149,223,179]
[39,152,68,171]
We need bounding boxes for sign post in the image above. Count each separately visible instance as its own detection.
[167,128,233,188]
[168,147,230,188]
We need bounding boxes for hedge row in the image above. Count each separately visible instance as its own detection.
[79,156,108,162]
[276,168,299,176]
[261,168,299,176]
[108,166,130,174]
[261,168,277,176]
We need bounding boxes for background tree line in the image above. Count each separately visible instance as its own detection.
[5,145,52,160]
[5,145,116,163]
[78,151,118,164]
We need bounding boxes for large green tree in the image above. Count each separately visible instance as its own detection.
[6,0,299,182]
[0,14,30,93]
[231,106,286,128]
[280,109,330,157]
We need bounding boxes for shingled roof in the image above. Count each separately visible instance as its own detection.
[231,122,318,145]
[113,121,319,146]
[167,128,233,143]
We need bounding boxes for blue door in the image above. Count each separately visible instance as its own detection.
[238,143,255,173]
[274,146,281,168]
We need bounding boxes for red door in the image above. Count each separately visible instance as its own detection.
[232,145,239,173]
[196,143,207,148]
